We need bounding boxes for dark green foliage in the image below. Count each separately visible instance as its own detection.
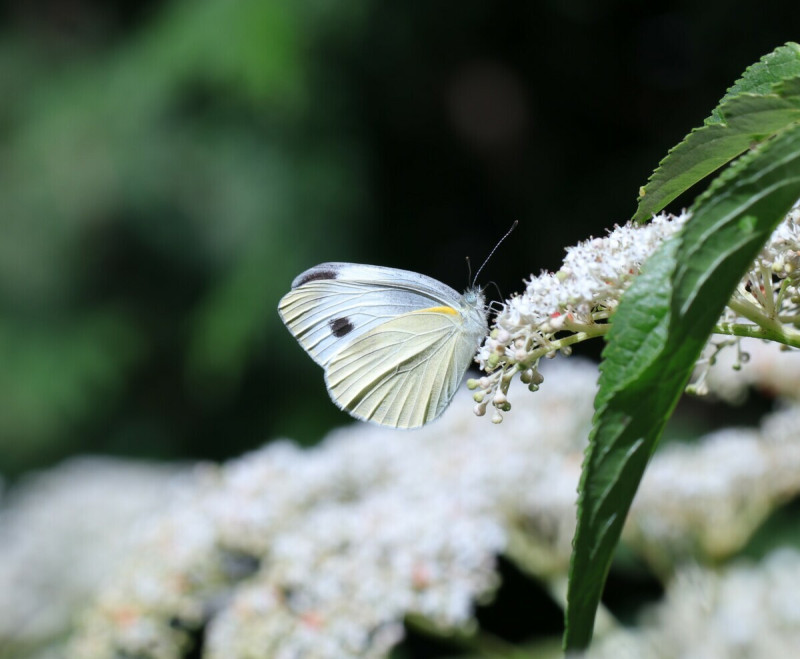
[634,43,800,222]
[0,1,367,471]
[567,44,800,649]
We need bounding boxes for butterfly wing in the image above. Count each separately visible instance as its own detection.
[278,263,462,367]
[324,305,485,428]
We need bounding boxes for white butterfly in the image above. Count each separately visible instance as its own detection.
[278,263,488,429]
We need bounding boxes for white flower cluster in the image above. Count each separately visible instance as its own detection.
[3,357,800,657]
[754,203,800,279]
[475,202,800,422]
[71,482,227,658]
[0,458,186,658]
[590,549,800,659]
[628,409,800,569]
[691,203,800,397]
[470,211,689,421]
[63,361,597,658]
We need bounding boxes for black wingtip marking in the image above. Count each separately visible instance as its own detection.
[297,269,338,286]
[329,317,354,338]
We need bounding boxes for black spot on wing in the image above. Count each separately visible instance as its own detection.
[329,317,354,338]
[296,268,338,286]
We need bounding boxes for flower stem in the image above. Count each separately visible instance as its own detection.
[712,321,800,349]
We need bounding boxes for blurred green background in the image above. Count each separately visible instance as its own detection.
[0,0,797,477]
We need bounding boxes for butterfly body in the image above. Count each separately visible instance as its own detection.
[278,262,487,428]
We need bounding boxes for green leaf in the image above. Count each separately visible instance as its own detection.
[710,42,800,123]
[565,122,800,650]
[633,42,800,223]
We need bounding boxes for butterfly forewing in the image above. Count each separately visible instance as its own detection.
[278,263,462,367]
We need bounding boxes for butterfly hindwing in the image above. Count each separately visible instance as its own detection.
[324,307,478,428]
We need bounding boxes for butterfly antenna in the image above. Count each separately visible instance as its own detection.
[488,280,503,300]
[465,256,473,288]
[472,220,518,287]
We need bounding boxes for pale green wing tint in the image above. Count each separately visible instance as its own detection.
[325,308,479,428]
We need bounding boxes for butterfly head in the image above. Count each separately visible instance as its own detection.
[462,285,485,309]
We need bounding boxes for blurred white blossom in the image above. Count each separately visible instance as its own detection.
[629,411,800,570]
[698,336,800,404]
[67,358,597,658]
[0,458,187,657]
[0,356,799,657]
[590,549,800,659]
